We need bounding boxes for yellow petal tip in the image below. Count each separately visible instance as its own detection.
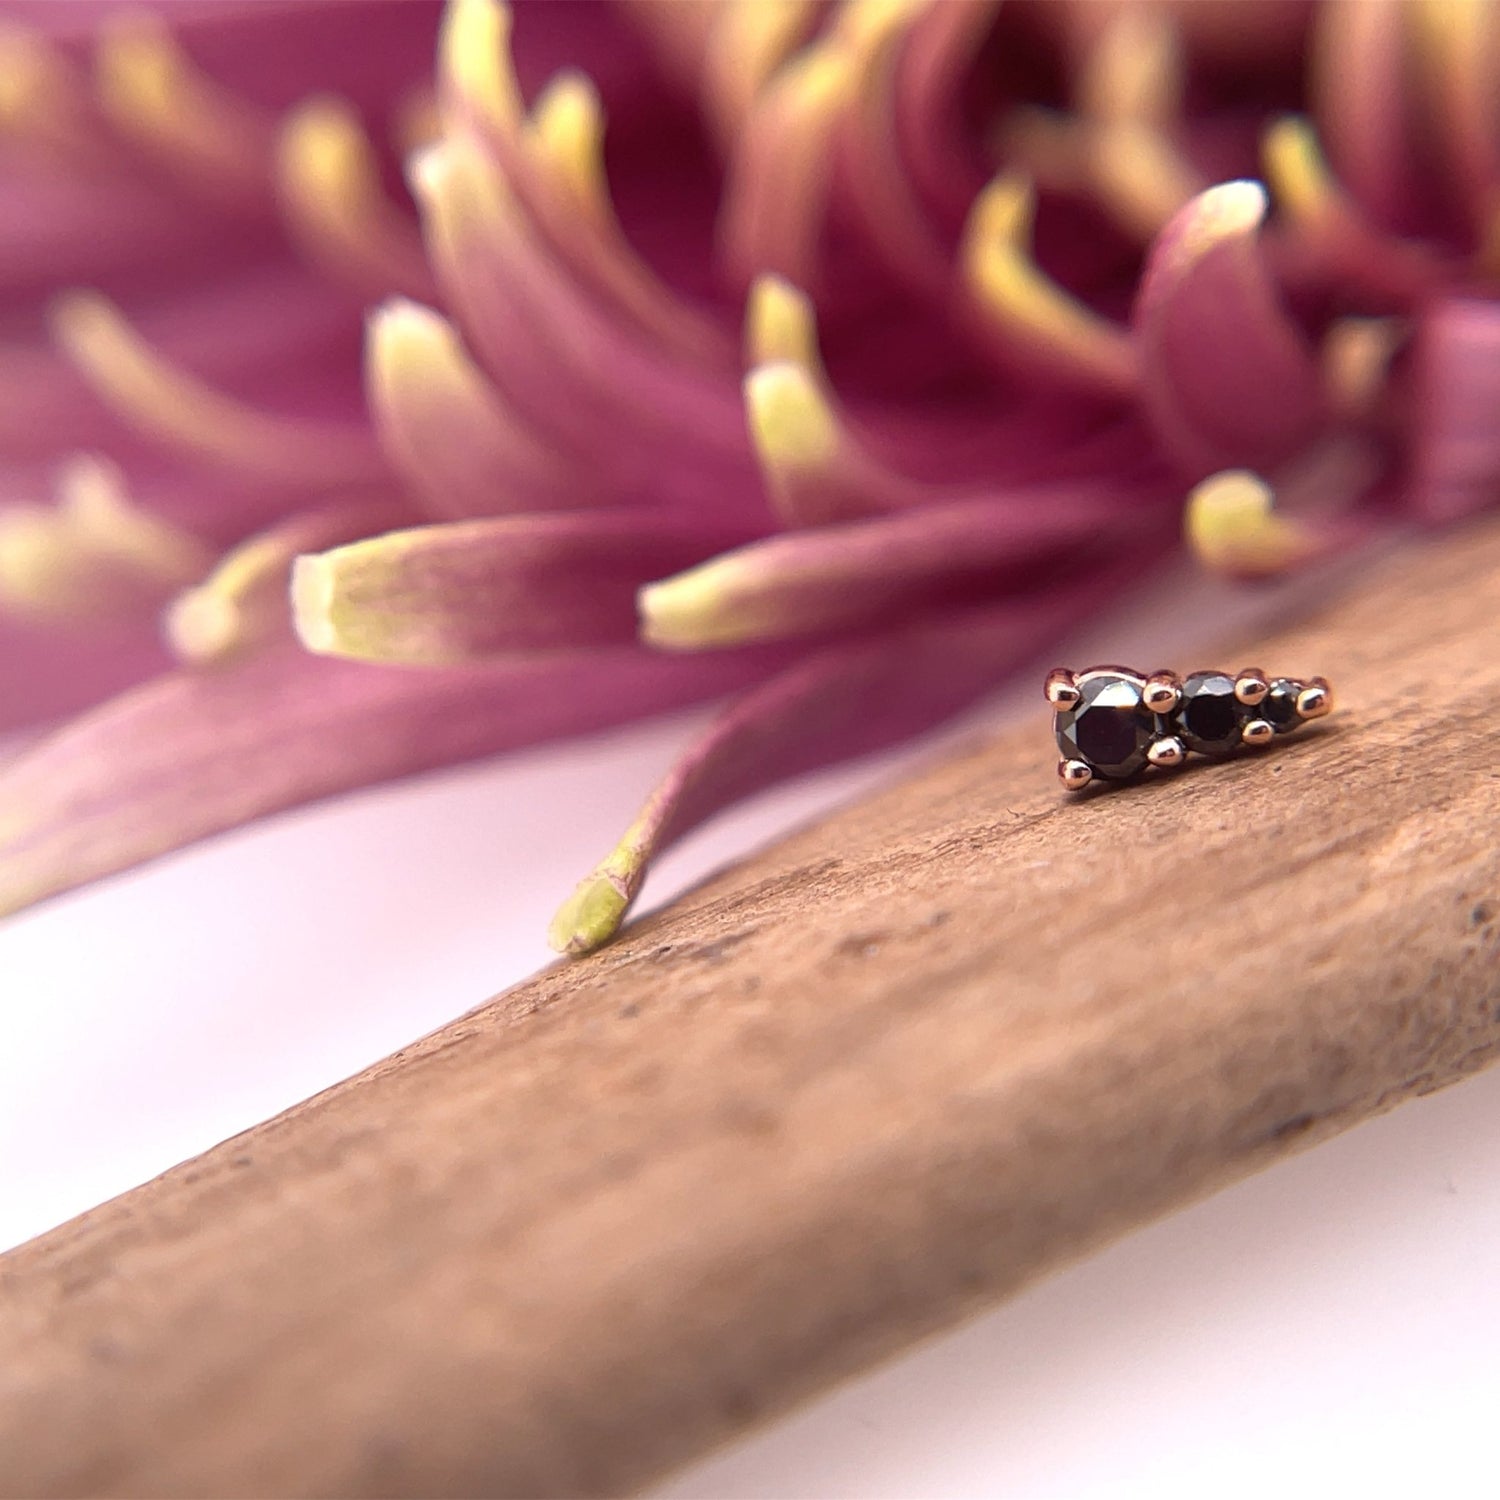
[745,361,838,472]
[746,273,819,369]
[164,586,241,664]
[1186,469,1309,578]
[547,870,631,955]
[289,552,341,656]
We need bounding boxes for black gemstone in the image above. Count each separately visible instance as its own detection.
[1176,671,1245,756]
[1264,677,1302,733]
[1055,671,1158,779]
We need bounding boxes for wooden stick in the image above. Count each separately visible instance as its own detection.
[4,521,1500,1498]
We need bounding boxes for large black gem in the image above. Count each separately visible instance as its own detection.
[1055,671,1157,779]
[1264,677,1302,733]
[1176,671,1245,755]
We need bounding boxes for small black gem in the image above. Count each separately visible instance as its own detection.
[1175,671,1246,756]
[1264,677,1302,733]
[1054,671,1159,779]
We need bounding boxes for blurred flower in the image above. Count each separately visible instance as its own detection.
[0,0,1496,953]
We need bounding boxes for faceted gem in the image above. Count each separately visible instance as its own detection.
[1176,671,1246,755]
[1263,677,1302,733]
[1054,670,1158,779]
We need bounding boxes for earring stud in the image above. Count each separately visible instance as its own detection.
[1049,666,1333,789]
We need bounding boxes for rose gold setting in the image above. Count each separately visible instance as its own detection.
[1146,735,1186,768]
[1050,663,1336,791]
[1058,758,1093,791]
[1296,678,1333,719]
[1233,669,1270,706]
[1044,667,1081,709]
[1142,671,1181,714]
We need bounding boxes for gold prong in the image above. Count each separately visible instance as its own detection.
[1296,679,1333,719]
[1234,668,1269,706]
[1058,758,1093,790]
[1142,670,1181,714]
[1146,735,1186,768]
[1241,717,1275,746]
[1045,667,1081,709]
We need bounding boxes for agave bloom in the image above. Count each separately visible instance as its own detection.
[1,0,1496,955]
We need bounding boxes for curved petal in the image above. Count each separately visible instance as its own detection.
[291,511,757,665]
[166,497,415,665]
[641,488,1143,649]
[0,640,790,920]
[1407,297,1500,522]
[1133,180,1323,480]
[366,299,594,519]
[550,571,1144,955]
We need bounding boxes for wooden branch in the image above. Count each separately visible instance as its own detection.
[4,521,1500,1498]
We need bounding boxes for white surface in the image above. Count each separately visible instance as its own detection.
[4,622,1497,1497]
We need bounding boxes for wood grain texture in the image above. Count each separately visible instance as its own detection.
[3,520,1500,1498]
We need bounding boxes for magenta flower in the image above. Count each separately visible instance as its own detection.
[1,0,1495,954]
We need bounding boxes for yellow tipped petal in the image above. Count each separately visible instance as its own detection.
[167,501,408,666]
[439,0,522,135]
[745,274,822,372]
[1262,115,1336,226]
[638,556,761,651]
[718,39,858,285]
[57,455,212,581]
[50,291,381,484]
[289,552,341,656]
[1079,6,1183,126]
[1322,317,1402,423]
[526,71,608,221]
[745,362,839,474]
[962,173,1137,394]
[0,457,210,625]
[1089,121,1203,239]
[1185,470,1312,578]
[95,13,270,197]
[164,586,242,664]
[278,95,431,297]
[0,22,85,153]
[702,0,820,141]
[547,865,634,955]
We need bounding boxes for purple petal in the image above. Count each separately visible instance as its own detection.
[642,488,1148,649]
[0,640,790,919]
[551,568,1148,954]
[292,511,758,664]
[1133,180,1324,479]
[366,299,596,519]
[1407,297,1500,522]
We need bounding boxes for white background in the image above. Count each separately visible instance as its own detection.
[5,579,1497,1499]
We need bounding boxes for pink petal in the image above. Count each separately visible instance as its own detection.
[1133,180,1324,480]
[0,615,168,735]
[641,488,1151,649]
[1406,297,1500,523]
[292,510,759,664]
[366,299,596,519]
[413,137,753,501]
[0,639,790,919]
[551,564,1149,954]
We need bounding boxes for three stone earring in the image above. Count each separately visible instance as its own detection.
[1047,666,1333,791]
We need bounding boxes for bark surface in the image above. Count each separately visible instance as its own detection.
[3,521,1499,1498]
